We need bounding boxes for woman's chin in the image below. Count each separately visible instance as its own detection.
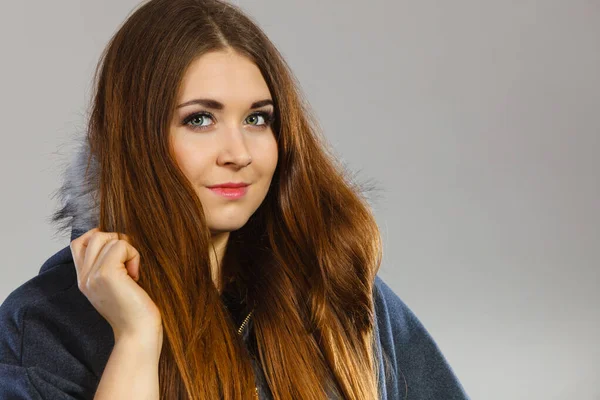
[206,218,249,234]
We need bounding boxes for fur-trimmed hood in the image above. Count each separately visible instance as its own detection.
[52,136,100,242]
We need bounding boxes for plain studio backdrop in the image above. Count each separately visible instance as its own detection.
[1,1,598,399]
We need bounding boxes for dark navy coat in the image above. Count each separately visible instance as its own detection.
[0,242,469,399]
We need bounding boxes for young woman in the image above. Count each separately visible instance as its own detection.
[0,0,469,398]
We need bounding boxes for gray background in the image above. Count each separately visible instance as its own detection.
[1,1,598,398]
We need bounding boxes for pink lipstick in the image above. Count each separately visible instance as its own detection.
[206,182,249,199]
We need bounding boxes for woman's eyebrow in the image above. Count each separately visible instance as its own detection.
[176,98,273,110]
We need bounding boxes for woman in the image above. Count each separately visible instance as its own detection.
[0,0,469,398]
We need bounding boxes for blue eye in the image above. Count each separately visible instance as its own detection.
[182,110,275,132]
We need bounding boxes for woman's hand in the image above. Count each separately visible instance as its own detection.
[70,227,163,341]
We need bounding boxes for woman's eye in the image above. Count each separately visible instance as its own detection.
[246,113,266,126]
[185,113,214,129]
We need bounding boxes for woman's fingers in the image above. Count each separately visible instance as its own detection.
[93,238,141,283]
[69,227,99,265]
[90,238,120,279]
[80,232,121,286]
[71,228,138,291]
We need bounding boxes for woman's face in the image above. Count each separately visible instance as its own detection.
[170,50,278,235]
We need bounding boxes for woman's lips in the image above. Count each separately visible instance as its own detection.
[207,186,249,199]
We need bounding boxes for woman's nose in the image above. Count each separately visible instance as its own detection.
[216,126,252,167]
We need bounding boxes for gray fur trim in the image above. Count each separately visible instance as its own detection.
[51,135,100,241]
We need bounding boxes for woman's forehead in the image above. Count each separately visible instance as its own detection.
[178,51,270,102]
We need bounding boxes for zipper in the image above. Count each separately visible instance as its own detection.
[236,308,258,398]
[237,308,255,335]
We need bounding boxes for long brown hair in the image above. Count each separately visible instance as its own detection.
[52,0,384,398]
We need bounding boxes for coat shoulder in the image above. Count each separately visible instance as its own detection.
[0,245,80,364]
[0,246,113,398]
[372,274,470,400]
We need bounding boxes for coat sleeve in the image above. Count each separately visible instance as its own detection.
[0,364,93,399]
[374,275,470,400]
[0,287,97,400]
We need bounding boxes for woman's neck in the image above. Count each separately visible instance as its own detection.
[209,231,230,293]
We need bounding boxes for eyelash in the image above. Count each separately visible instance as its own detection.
[182,110,275,132]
